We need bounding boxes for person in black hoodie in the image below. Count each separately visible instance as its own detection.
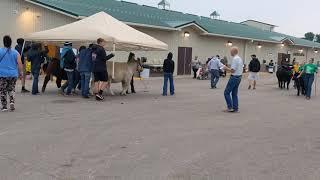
[92,38,114,101]
[27,43,48,95]
[60,42,76,96]
[162,52,175,96]
[248,54,261,90]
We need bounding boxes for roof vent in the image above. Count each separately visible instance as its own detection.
[210,11,220,19]
[158,0,170,10]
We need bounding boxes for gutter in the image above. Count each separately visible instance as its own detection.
[202,32,280,44]
[124,22,177,31]
[24,0,80,19]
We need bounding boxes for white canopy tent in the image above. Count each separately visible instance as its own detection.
[25,11,168,77]
[25,11,168,51]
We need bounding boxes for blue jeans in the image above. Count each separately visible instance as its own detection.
[210,69,220,88]
[224,75,242,111]
[61,71,75,95]
[304,73,315,98]
[80,72,91,97]
[31,71,39,94]
[163,73,174,95]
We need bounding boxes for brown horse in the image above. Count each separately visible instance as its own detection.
[41,58,67,93]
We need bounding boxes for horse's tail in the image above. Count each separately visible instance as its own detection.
[42,63,49,74]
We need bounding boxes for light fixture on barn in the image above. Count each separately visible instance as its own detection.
[299,49,303,53]
[257,43,262,49]
[315,49,318,53]
[281,43,285,47]
[184,31,190,37]
[227,41,233,46]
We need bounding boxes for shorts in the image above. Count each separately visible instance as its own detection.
[248,72,259,81]
[94,71,108,82]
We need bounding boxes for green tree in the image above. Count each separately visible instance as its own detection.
[304,32,315,41]
[316,34,320,43]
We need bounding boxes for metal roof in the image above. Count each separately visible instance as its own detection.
[241,20,277,27]
[26,0,320,48]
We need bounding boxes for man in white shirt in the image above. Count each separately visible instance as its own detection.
[223,47,244,113]
[207,55,224,89]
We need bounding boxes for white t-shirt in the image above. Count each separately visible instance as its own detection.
[231,55,244,76]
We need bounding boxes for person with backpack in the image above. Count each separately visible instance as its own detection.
[248,54,261,90]
[27,43,48,95]
[78,44,93,98]
[0,35,23,112]
[60,42,76,96]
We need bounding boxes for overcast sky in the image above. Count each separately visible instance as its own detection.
[125,0,318,37]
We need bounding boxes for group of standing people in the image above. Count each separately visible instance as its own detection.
[60,38,115,101]
[292,58,318,100]
[0,36,50,111]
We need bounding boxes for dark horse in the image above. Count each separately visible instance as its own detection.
[276,65,292,90]
[41,58,67,93]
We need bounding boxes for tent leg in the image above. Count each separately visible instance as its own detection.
[21,41,26,55]
[112,43,115,79]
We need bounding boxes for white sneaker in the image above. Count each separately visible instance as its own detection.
[1,108,8,112]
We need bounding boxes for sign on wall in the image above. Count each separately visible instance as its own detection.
[293,52,305,57]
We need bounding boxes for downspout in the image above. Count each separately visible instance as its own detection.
[244,40,247,65]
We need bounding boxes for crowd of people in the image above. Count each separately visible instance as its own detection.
[0,34,319,113]
[0,35,177,112]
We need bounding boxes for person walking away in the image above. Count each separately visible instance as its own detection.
[208,55,224,89]
[162,52,175,96]
[60,42,76,96]
[15,38,30,93]
[223,47,244,113]
[73,46,86,93]
[192,56,201,79]
[0,35,23,112]
[78,45,93,98]
[248,54,261,90]
[92,38,115,101]
[299,58,317,100]
[27,43,48,95]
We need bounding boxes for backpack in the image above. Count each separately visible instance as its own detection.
[60,49,72,69]
[250,59,261,72]
[60,55,66,69]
